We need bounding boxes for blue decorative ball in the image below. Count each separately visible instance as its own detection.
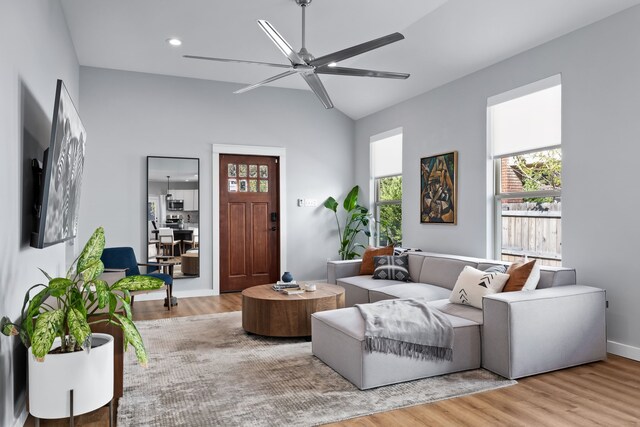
[281,271,293,283]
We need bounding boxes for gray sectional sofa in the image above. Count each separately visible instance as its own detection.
[311,251,607,390]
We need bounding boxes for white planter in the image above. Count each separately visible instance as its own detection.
[28,333,114,419]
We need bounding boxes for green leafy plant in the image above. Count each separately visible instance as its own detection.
[0,227,163,366]
[512,149,562,203]
[324,185,371,260]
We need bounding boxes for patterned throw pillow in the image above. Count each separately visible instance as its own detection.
[449,266,510,309]
[483,265,508,274]
[372,255,412,282]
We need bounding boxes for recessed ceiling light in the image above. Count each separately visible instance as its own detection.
[327,62,338,67]
[167,38,182,47]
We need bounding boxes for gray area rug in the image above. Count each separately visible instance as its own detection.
[118,312,515,426]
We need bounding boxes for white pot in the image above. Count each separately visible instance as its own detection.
[28,333,114,419]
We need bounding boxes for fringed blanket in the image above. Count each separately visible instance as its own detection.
[356,298,454,361]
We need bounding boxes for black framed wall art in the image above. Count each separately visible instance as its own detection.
[420,151,457,224]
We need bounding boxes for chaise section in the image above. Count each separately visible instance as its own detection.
[482,285,606,379]
[368,283,451,303]
[311,307,482,390]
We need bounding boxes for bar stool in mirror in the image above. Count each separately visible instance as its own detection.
[158,228,181,257]
[182,227,198,253]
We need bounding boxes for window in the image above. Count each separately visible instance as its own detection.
[371,130,403,246]
[488,76,562,266]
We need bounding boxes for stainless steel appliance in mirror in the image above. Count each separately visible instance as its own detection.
[147,156,200,279]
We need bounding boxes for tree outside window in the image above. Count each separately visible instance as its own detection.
[375,176,402,246]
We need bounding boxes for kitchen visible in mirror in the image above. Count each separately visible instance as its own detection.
[147,156,200,279]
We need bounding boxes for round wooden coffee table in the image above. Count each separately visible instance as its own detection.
[242,283,345,337]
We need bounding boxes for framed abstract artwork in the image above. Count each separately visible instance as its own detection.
[420,151,458,224]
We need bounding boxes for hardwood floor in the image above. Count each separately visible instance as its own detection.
[26,294,640,426]
[131,292,242,320]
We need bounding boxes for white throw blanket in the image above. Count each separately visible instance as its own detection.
[356,298,454,361]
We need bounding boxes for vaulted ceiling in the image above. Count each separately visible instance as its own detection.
[61,0,640,119]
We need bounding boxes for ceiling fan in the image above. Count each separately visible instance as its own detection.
[184,0,410,109]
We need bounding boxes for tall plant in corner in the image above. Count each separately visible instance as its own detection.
[0,227,163,366]
[324,185,371,260]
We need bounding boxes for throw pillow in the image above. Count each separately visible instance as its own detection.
[393,247,423,255]
[523,261,541,290]
[360,246,394,275]
[372,255,411,282]
[503,259,539,292]
[449,266,510,309]
[483,265,507,274]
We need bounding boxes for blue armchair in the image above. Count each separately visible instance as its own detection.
[101,247,175,310]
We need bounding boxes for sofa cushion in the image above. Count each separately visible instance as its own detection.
[360,245,394,275]
[428,299,484,325]
[312,306,480,342]
[449,266,509,309]
[372,255,411,282]
[537,267,576,288]
[368,283,451,303]
[407,254,425,282]
[419,257,478,290]
[311,306,366,341]
[337,276,399,306]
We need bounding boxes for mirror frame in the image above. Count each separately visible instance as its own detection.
[146,156,200,279]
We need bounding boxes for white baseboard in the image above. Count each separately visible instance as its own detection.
[133,289,217,302]
[607,340,640,361]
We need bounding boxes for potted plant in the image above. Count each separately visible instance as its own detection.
[324,185,372,260]
[0,226,163,420]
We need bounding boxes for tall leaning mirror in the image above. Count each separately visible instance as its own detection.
[147,156,200,279]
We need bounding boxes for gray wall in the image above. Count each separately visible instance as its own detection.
[78,67,355,293]
[354,6,640,355]
[0,1,79,426]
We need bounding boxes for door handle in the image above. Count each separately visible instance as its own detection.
[271,226,277,231]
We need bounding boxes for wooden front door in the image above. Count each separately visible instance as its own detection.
[220,154,280,292]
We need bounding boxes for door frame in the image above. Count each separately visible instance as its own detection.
[212,144,287,295]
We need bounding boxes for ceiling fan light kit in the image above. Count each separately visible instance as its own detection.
[184,0,409,109]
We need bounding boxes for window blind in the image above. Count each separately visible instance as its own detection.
[489,77,561,157]
[371,133,402,178]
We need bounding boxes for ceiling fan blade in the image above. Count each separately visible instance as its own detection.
[257,20,306,66]
[234,70,297,94]
[183,55,291,69]
[300,73,333,109]
[310,33,405,68]
[316,66,409,79]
